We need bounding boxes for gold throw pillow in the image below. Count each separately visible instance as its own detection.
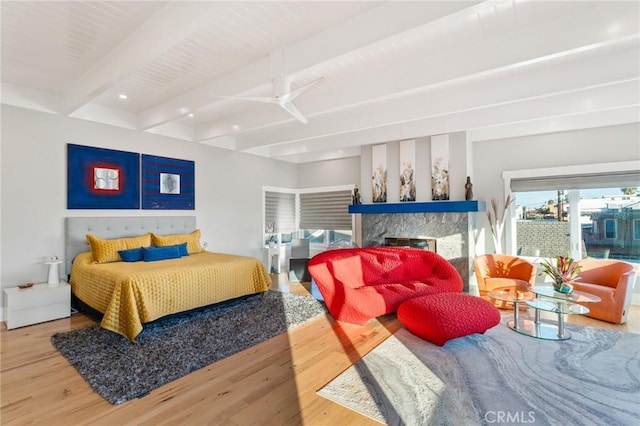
[86,233,152,264]
[152,229,204,255]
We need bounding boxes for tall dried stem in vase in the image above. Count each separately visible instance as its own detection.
[487,194,514,254]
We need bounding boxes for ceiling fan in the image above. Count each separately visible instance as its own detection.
[221,76,324,124]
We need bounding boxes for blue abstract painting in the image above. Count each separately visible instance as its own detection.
[142,154,195,210]
[67,144,140,209]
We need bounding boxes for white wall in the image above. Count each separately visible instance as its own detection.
[0,106,298,302]
[472,123,640,205]
[297,156,360,189]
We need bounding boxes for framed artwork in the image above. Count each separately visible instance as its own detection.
[371,144,387,203]
[399,139,416,202]
[67,144,140,209]
[142,154,195,209]
[431,136,450,200]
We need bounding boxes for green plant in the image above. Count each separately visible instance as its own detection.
[540,255,582,285]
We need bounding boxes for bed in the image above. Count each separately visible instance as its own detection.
[65,216,271,342]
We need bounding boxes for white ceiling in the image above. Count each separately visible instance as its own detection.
[2,1,639,163]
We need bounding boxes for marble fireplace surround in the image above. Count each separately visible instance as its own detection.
[352,201,484,292]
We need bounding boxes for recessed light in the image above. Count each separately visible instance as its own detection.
[118,94,128,100]
[187,113,194,118]
[232,125,240,130]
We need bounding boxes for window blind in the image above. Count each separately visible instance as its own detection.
[510,171,640,192]
[265,191,296,233]
[299,190,352,230]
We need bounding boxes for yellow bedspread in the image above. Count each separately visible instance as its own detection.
[70,251,271,341]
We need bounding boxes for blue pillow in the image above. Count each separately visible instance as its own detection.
[118,248,144,262]
[156,243,188,257]
[142,245,182,262]
[173,242,188,257]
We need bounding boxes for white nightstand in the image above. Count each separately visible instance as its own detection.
[4,282,71,329]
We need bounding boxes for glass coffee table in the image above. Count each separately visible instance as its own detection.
[488,283,601,341]
[487,280,534,334]
[525,286,601,340]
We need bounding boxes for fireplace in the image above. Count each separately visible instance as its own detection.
[384,236,437,252]
[353,209,482,292]
[350,201,484,292]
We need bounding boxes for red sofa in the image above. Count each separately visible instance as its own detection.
[308,246,463,325]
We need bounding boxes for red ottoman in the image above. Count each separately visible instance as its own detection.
[397,293,501,346]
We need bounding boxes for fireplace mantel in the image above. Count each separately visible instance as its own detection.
[348,200,485,214]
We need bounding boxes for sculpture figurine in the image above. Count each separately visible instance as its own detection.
[465,176,473,201]
[352,187,362,205]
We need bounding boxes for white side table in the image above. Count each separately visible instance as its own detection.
[4,282,71,329]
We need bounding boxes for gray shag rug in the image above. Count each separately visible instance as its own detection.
[51,291,326,404]
[318,319,640,426]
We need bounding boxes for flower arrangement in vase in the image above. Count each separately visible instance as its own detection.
[540,255,582,294]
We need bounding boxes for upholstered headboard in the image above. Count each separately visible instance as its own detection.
[65,216,196,275]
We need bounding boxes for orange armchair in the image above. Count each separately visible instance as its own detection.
[473,254,537,299]
[572,259,637,324]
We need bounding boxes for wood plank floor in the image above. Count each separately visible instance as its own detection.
[2,275,639,425]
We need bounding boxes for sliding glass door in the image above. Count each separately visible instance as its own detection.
[513,187,639,263]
